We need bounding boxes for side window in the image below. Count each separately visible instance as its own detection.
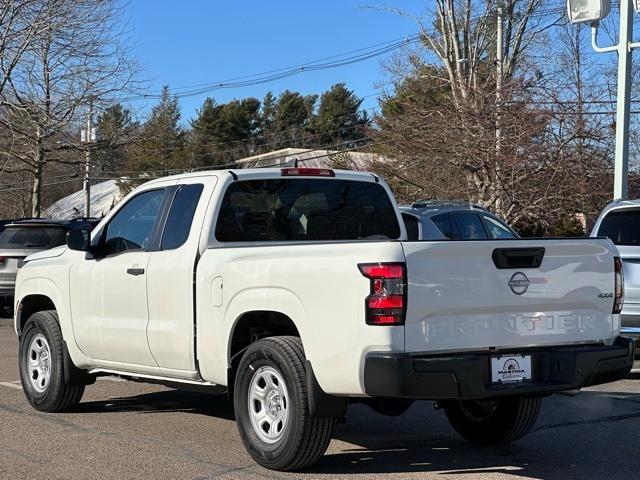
[103,189,165,255]
[401,213,420,241]
[431,213,459,240]
[161,184,204,250]
[452,213,488,240]
[482,214,515,239]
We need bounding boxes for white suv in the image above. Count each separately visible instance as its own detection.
[592,199,640,347]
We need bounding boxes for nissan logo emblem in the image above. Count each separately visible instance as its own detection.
[508,272,530,295]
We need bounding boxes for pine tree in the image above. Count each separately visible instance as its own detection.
[260,91,276,135]
[126,87,186,182]
[272,90,317,148]
[312,83,367,147]
[189,96,260,167]
[190,97,223,167]
[94,104,136,174]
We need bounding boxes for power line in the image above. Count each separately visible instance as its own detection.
[114,36,421,103]
[114,6,568,103]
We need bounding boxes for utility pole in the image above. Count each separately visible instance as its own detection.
[496,1,504,154]
[81,100,94,217]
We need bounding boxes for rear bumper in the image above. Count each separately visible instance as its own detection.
[363,336,635,400]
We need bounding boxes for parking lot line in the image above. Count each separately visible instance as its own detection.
[0,381,22,390]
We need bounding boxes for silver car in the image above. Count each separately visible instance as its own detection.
[591,200,640,345]
[399,200,518,241]
[0,220,71,316]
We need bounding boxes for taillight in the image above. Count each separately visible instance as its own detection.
[614,257,624,314]
[281,167,335,177]
[358,262,406,326]
[0,256,5,264]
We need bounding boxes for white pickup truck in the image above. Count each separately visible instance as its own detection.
[13,168,634,471]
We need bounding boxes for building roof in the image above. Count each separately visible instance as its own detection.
[45,180,122,219]
[234,147,390,170]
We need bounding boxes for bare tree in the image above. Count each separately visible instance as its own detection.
[0,0,140,216]
[372,1,620,230]
[0,0,53,98]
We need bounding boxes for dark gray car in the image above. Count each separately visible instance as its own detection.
[0,220,78,316]
[399,200,518,241]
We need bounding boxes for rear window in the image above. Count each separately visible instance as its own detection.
[482,215,516,239]
[431,213,459,240]
[597,210,640,245]
[0,226,67,249]
[161,184,204,250]
[452,213,488,240]
[215,179,400,242]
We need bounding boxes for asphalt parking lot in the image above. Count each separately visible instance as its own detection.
[0,317,638,480]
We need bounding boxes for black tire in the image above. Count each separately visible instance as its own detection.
[443,395,541,445]
[233,336,334,471]
[18,310,84,412]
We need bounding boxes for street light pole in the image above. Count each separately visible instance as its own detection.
[587,0,639,200]
[613,0,633,200]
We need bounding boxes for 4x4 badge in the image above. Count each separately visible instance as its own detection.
[508,272,530,295]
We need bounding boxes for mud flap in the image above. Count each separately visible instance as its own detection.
[63,341,95,386]
[305,360,346,418]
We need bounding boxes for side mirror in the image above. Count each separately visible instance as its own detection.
[66,229,91,251]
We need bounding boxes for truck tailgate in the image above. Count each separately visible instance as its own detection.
[402,239,617,353]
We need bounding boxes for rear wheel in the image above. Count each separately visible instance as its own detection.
[443,395,541,445]
[19,310,84,412]
[233,336,334,471]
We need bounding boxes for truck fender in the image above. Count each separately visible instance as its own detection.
[16,277,90,369]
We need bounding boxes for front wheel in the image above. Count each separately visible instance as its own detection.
[233,336,334,471]
[19,310,84,412]
[443,395,541,445]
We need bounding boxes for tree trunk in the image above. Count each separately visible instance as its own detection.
[31,127,44,218]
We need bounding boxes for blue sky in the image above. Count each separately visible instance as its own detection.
[126,1,425,123]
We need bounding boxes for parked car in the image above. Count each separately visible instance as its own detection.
[13,168,633,471]
[399,200,518,241]
[0,217,35,235]
[0,218,100,317]
[591,199,640,349]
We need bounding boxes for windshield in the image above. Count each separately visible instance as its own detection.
[597,210,640,246]
[0,226,68,249]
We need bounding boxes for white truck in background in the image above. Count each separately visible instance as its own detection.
[13,167,634,471]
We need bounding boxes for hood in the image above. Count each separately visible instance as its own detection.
[24,245,68,263]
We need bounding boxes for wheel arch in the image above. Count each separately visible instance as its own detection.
[227,310,301,365]
[16,294,57,335]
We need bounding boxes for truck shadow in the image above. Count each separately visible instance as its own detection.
[74,385,640,478]
[76,389,236,421]
[310,390,640,478]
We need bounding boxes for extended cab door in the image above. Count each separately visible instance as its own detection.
[145,177,216,376]
[70,188,167,368]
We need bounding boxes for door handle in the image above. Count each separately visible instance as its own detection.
[126,267,145,276]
